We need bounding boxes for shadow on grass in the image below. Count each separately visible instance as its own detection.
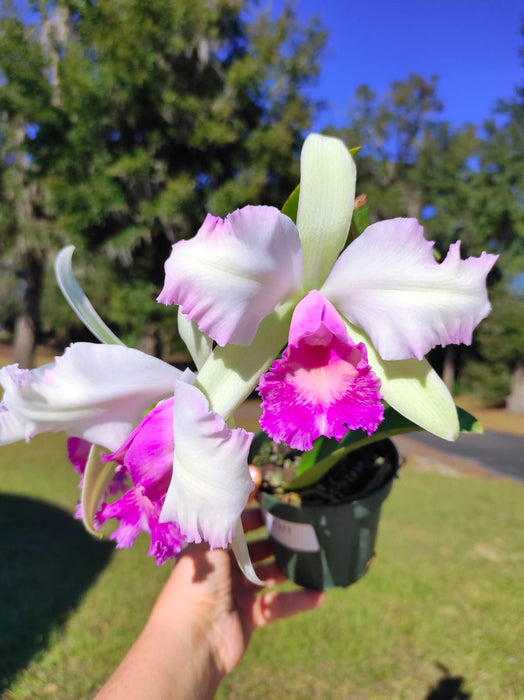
[0,493,114,691]
[425,662,471,699]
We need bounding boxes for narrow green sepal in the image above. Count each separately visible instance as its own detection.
[55,246,125,346]
[280,146,359,225]
[195,302,294,419]
[81,444,116,537]
[341,320,459,441]
[297,134,357,290]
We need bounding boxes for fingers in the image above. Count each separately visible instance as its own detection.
[252,589,326,627]
[248,465,262,502]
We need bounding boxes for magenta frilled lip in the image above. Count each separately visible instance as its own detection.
[258,291,384,451]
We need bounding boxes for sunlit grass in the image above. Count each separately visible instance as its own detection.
[1,434,523,699]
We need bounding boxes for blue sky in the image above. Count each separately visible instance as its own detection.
[12,0,522,129]
[272,0,523,131]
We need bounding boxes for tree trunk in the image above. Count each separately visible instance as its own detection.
[13,252,44,369]
[507,363,524,414]
[442,347,456,391]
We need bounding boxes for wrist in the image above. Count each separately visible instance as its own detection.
[146,598,224,699]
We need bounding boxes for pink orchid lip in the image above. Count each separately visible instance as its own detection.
[96,486,185,565]
[104,398,176,491]
[69,399,184,566]
[258,291,384,451]
[67,437,91,474]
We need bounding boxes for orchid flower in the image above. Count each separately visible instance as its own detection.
[0,339,257,576]
[159,134,498,450]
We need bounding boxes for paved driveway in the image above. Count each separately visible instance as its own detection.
[407,429,524,483]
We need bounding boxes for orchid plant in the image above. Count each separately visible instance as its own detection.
[0,134,496,584]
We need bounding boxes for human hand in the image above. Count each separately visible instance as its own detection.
[151,507,325,678]
[96,474,325,700]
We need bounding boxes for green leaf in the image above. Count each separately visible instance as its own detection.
[350,200,371,239]
[287,405,481,491]
[292,434,325,473]
[456,406,483,434]
[281,184,300,223]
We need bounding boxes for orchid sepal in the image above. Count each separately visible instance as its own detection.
[177,309,213,370]
[81,444,116,536]
[342,320,459,440]
[195,301,295,419]
[55,246,125,346]
[231,519,265,587]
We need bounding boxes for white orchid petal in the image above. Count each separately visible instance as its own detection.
[158,206,302,346]
[0,405,26,445]
[323,218,498,361]
[231,519,265,586]
[0,343,182,451]
[177,308,213,370]
[160,382,254,549]
[297,134,356,290]
[343,321,459,440]
[55,246,125,346]
[195,302,295,419]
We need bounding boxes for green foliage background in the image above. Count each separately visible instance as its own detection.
[0,2,523,402]
[0,0,326,354]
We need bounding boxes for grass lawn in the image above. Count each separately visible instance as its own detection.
[0,433,523,699]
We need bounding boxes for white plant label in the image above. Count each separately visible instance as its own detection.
[264,512,320,552]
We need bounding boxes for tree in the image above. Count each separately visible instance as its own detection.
[330,68,524,405]
[458,23,524,405]
[330,74,477,227]
[0,0,326,360]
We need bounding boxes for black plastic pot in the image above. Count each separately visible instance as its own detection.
[259,439,398,591]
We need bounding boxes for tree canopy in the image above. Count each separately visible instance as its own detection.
[0,0,326,357]
[330,67,523,404]
[0,3,522,406]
